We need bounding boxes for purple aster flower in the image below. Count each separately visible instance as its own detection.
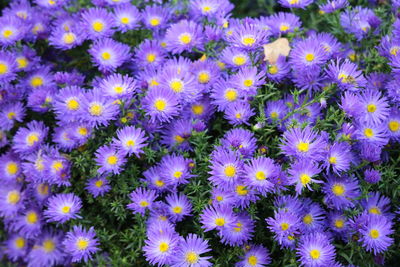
[231,66,265,96]
[52,126,78,152]
[340,91,363,118]
[53,69,85,86]
[80,89,120,128]
[0,101,25,131]
[220,47,251,69]
[279,0,313,9]
[326,59,366,92]
[210,79,243,111]
[358,89,390,125]
[236,244,271,267]
[142,87,180,123]
[296,232,336,267]
[340,7,380,40]
[290,38,328,70]
[80,7,115,40]
[0,182,24,217]
[182,96,214,121]
[0,15,26,46]
[11,207,43,238]
[142,166,171,193]
[165,20,204,54]
[12,120,48,156]
[134,39,166,69]
[159,154,194,187]
[221,128,257,158]
[224,100,255,126]
[386,110,400,140]
[365,72,389,91]
[192,59,220,90]
[189,0,233,20]
[359,214,394,255]
[323,141,354,174]
[165,193,192,222]
[231,182,260,209]
[63,225,100,262]
[266,55,291,83]
[280,126,327,161]
[29,182,51,203]
[0,50,17,83]
[265,99,288,123]
[127,187,157,215]
[355,123,388,146]
[228,22,269,51]
[319,0,348,13]
[322,175,360,210]
[113,126,147,157]
[300,201,325,233]
[85,176,111,197]
[94,145,126,175]
[0,152,21,183]
[266,210,300,246]
[161,119,193,151]
[44,152,72,186]
[48,27,84,50]
[210,187,237,207]
[364,168,381,184]
[200,204,236,232]
[268,12,302,36]
[219,211,254,247]
[27,229,66,267]
[141,5,171,31]
[361,192,392,218]
[44,193,82,223]
[170,234,212,267]
[4,234,28,261]
[209,147,244,187]
[243,157,278,196]
[327,211,349,239]
[112,4,141,32]
[310,32,342,59]
[288,159,322,194]
[98,73,137,101]
[53,86,84,123]
[143,227,180,266]
[89,38,131,73]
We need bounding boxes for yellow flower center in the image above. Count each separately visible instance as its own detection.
[107,155,118,165]
[101,52,111,60]
[242,36,256,46]
[235,185,248,196]
[185,251,199,264]
[198,71,210,84]
[159,242,169,252]
[149,17,160,26]
[233,222,243,232]
[27,133,39,146]
[173,171,183,178]
[364,128,374,138]
[388,121,399,132]
[120,17,129,24]
[170,79,184,92]
[89,103,103,116]
[6,162,18,175]
[43,239,55,252]
[78,127,88,136]
[247,255,258,266]
[146,53,156,63]
[225,89,237,101]
[270,111,278,119]
[297,142,309,152]
[202,5,212,12]
[243,79,253,87]
[61,206,70,213]
[17,57,28,69]
[269,65,278,74]
[367,104,376,113]
[3,29,13,38]
[233,55,246,66]
[334,219,344,229]
[216,195,223,202]
[289,0,299,4]
[15,237,25,249]
[255,171,266,180]
[332,183,345,196]
[66,99,79,110]
[192,104,204,115]
[305,53,315,62]
[155,180,164,187]
[139,200,149,207]
[215,217,225,226]
[179,33,192,45]
[63,32,75,44]
[125,139,135,147]
[300,174,311,186]
[95,180,103,187]
[369,229,380,239]
[7,190,20,204]
[280,24,289,31]
[92,21,104,32]
[0,63,8,74]
[26,211,38,224]
[174,135,185,143]
[76,238,89,250]
[303,214,313,225]
[329,156,337,164]
[369,206,381,215]
[30,76,43,87]
[154,99,166,111]
[224,165,236,177]
[281,222,289,231]
[310,249,320,259]
[52,161,63,172]
[37,184,49,195]
[173,206,182,214]
[114,86,124,94]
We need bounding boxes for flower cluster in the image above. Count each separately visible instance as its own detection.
[0,0,400,266]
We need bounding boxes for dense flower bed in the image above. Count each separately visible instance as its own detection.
[1,0,400,266]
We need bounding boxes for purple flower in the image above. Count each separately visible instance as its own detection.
[159,154,194,187]
[80,7,115,40]
[319,0,348,13]
[358,89,390,125]
[219,212,255,247]
[112,4,141,33]
[134,39,166,69]
[12,120,48,156]
[142,87,181,123]
[165,193,192,222]
[326,59,366,91]
[63,225,100,262]
[98,73,137,100]
[279,0,314,9]
[208,147,244,187]
[165,20,204,53]
[85,176,111,197]
[322,175,360,210]
[88,38,131,72]
[143,227,180,266]
[221,128,257,158]
[44,193,82,223]
[171,234,212,267]
[228,22,269,51]
[224,101,255,126]
[141,5,171,31]
[4,234,28,261]
[296,232,336,267]
[290,38,328,70]
[236,244,271,267]
[364,168,381,184]
[0,50,17,83]
[127,187,158,215]
[266,210,300,246]
[113,126,147,157]
[323,141,354,174]
[231,67,265,96]
[10,207,43,238]
[359,214,394,255]
[268,12,302,36]
[94,145,127,175]
[243,157,278,195]
[288,159,322,194]
[200,204,236,232]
